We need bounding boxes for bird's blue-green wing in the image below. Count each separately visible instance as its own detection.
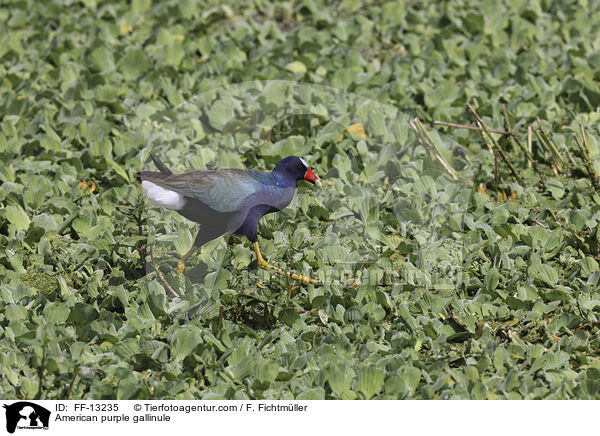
[150,169,272,213]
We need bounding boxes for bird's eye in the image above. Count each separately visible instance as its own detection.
[298,164,305,171]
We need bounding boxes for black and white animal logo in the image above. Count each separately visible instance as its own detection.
[2,402,50,433]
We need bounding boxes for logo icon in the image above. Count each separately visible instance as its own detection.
[2,402,50,434]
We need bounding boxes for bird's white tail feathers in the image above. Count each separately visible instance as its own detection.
[141,181,186,210]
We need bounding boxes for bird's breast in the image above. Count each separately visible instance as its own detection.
[266,185,295,210]
[242,184,293,211]
[232,185,295,231]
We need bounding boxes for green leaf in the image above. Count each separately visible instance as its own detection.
[20,378,39,398]
[326,365,350,394]
[344,306,363,323]
[485,268,501,290]
[296,387,325,400]
[264,81,287,106]
[401,367,421,393]
[44,303,70,324]
[91,47,115,72]
[528,264,559,286]
[67,303,99,326]
[368,108,387,136]
[132,0,151,12]
[256,359,279,383]
[171,325,202,362]
[285,61,307,74]
[231,355,255,380]
[117,381,140,400]
[358,367,384,399]
[107,158,131,182]
[5,304,27,322]
[118,49,151,80]
[279,309,298,327]
[114,338,141,360]
[207,98,235,131]
[318,309,328,325]
[580,257,599,276]
[31,214,59,232]
[322,245,349,263]
[575,368,600,399]
[5,205,30,231]
[60,61,80,91]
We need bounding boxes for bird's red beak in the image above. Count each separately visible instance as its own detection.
[304,167,321,187]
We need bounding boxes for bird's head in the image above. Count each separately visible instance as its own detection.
[274,156,321,187]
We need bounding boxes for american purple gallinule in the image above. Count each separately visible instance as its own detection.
[139,152,322,284]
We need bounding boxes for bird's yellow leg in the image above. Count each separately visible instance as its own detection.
[176,246,198,274]
[252,241,322,286]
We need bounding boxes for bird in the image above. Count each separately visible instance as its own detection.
[138,152,323,285]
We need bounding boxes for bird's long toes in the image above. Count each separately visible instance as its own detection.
[260,261,279,272]
[294,274,321,286]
